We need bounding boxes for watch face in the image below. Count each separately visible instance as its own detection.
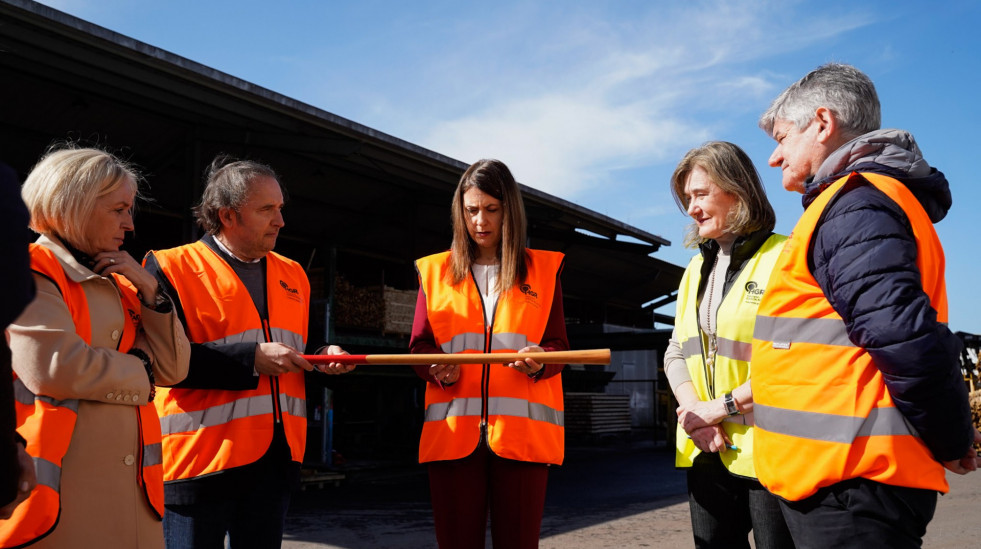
[724,393,738,415]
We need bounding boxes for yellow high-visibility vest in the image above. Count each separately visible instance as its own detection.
[674,233,786,478]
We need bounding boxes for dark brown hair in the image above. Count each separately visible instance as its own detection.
[449,159,527,291]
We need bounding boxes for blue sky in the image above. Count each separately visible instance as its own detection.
[38,0,981,334]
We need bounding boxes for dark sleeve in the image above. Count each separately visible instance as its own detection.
[0,163,35,329]
[408,286,441,383]
[143,252,260,391]
[0,163,33,506]
[811,183,972,461]
[536,277,569,381]
[0,344,19,507]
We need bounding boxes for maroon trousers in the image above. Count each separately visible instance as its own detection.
[427,444,550,549]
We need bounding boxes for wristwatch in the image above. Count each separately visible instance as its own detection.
[723,392,739,416]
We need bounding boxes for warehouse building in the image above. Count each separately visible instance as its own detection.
[0,0,685,465]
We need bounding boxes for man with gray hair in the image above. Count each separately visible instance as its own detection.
[144,155,353,548]
[750,63,980,548]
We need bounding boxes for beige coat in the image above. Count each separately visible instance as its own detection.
[8,235,190,549]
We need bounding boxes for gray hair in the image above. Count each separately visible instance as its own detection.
[193,155,280,234]
[759,63,880,140]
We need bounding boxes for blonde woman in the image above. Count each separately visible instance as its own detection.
[665,142,793,549]
[1,146,189,548]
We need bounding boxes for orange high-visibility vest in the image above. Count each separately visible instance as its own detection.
[148,241,309,482]
[415,249,565,465]
[0,243,164,548]
[752,172,949,501]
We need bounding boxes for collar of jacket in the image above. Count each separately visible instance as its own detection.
[36,234,102,283]
[801,129,952,223]
[201,232,267,266]
[696,228,774,299]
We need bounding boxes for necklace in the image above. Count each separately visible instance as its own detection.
[704,254,719,370]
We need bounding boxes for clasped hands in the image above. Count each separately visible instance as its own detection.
[677,398,732,454]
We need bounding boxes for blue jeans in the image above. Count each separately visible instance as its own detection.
[778,477,937,549]
[163,481,292,549]
[687,452,794,549]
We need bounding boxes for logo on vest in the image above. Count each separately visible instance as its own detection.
[744,281,765,305]
[127,308,141,327]
[280,280,302,303]
[519,283,540,309]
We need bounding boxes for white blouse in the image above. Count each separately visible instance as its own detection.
[471,263,500,325]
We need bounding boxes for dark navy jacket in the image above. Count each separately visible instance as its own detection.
[804,130,972,462]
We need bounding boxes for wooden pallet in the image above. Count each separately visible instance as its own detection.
[299,471,346,490]
[565,392,631,436]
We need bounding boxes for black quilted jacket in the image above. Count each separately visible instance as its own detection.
[802,129,972,462]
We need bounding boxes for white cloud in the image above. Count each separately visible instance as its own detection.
[425,92,706,197]
[405,2,878,201]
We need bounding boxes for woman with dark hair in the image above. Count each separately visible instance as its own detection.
[410,159,569,549]
[665,142,794,549]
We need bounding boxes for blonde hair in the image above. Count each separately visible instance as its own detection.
[449,159,527,292]
[670,141,775,248]
[21,146,140,248]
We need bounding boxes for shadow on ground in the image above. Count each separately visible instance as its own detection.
[283,432,687,548]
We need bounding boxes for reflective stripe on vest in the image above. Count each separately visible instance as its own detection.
[672,234,786,478]
[159,393,307,434]
[204,326,304,352]
[11,379,77,495]
[440,332,535,354]
[754,403,914,442]
[679,335,753,363]
[415,249,566,465]
[0,243,165,548]
[751,172,949,501]
[149,241,309,481]
[423,396,565,426]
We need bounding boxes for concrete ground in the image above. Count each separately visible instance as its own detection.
[282,436,981,548]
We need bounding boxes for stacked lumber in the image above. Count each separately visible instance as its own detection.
[332,276,416,335]
[382,287,416,335]
[333,276,384,331]
[565,392,631,437]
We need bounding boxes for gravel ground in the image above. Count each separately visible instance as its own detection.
[282,439,981,548]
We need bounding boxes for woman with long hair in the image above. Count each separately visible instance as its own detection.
[410,159,569,549]
[665,141,794,549]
